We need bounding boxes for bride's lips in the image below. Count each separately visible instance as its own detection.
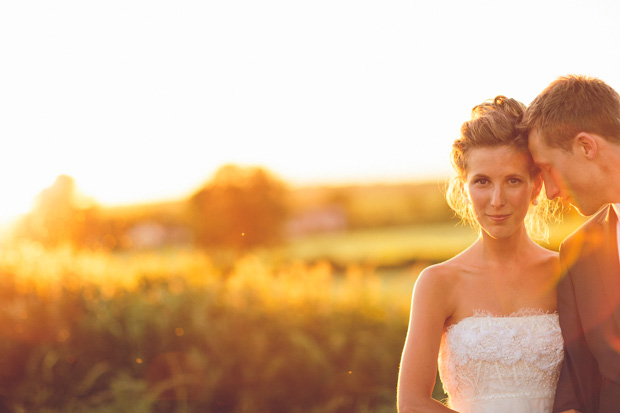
[487,214,511,223]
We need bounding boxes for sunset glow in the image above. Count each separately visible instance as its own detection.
[2,0,620,223]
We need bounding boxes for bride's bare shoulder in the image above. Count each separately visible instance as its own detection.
[410,256,472,324]
[414,255,469,297]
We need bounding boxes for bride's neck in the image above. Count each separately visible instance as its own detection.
[476,227,535,264]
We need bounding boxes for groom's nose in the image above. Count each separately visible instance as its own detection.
[542,172,561,200]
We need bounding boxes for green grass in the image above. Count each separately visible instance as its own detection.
[282,217,586,268]
[284,223,479,268]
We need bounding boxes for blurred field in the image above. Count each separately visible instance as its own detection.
[0,173,588,412]
[0,240,418,412]
[0,216,587,412]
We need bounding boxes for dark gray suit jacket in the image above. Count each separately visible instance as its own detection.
[553,205,620,413]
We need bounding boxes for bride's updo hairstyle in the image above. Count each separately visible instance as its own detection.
[446,96,560,243]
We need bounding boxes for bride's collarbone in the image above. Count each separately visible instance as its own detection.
[462,258,552,283]
[454,278,555,318]
[457,268,537,293]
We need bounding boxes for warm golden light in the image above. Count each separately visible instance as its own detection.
[0,1,618,410]
[3,1,617,224]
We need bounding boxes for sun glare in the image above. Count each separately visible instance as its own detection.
[0,187,38,224]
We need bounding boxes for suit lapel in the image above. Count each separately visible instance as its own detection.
[591,206,620,329]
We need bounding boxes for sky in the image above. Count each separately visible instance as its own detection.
[1,0,620,221]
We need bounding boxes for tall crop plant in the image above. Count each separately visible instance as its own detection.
[0,242,426,412]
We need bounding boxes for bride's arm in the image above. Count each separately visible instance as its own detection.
[397,266,457,413]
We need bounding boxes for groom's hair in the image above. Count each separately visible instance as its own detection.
[522,74,620,151]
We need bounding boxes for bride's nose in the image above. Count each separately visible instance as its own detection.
[490,185,506,207]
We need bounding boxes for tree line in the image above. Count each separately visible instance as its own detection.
[11,165,456,251]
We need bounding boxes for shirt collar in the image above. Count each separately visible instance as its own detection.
[613,205,620,267]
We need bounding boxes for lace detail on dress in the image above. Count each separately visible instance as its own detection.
[438,310,563,412]
[471,307,556,318]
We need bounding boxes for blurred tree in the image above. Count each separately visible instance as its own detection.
[12,175,128,249]
[190,164,289,249]
[14,175,86,246]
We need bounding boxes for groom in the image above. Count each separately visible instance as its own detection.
[523,75,620,413]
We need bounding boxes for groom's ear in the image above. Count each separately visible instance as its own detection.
[574,132,598,160]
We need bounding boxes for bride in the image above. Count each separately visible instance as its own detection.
[397,96,564,412]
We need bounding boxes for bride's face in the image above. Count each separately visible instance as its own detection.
[464,145,540,240]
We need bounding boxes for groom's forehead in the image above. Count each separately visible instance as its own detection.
[527,129,546,157]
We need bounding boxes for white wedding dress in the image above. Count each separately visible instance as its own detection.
[438,310,564,412]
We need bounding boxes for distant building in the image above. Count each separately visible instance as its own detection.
[285,205,348,239]
[127,221,191,249]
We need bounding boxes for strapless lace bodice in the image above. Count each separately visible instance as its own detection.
[438,310,564,413]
